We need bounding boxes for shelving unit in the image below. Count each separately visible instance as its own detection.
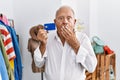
[86,53,116,80]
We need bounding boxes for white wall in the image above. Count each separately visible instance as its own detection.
[97,0,120,79]
[76,0,90,35]
[90,0,120,79]
[89,0,99,38]
[0,0,14,19]
[61,0,90,36]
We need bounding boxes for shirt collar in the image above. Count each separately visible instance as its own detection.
[54,31,61,43]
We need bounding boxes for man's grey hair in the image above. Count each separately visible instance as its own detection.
[55,5,75,18]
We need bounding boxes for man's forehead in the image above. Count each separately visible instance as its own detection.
[56,6,75,17]
[57,13,74,18]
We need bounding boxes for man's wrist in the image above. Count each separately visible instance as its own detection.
[39,42,46,56]
[73,40,80,54]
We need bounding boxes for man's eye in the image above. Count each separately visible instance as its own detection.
[67,17,72,21]
[58,17,63,20]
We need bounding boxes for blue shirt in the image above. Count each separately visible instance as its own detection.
[0,49,9,80]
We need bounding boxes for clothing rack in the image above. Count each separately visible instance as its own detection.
[0,14,23,80]
[0,13,3,17]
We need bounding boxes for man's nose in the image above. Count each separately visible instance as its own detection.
[62,18,68,25]
[63,18,68,23]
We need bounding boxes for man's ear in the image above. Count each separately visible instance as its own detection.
[74,19,76,24]
[54,19,56,24]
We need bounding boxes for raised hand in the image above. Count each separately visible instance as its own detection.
[37,29,48,45]
[61,26,80,53]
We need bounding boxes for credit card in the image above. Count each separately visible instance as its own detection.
[44,23,56,31]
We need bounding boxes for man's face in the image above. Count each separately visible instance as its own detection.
[54,8,76,35]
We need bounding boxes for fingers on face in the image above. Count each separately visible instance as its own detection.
[61,26,71,37]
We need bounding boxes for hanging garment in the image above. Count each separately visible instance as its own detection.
[0,14,15,71]
[0,72,1,80]
[0,23,16,60]
[0,20,23,80]
[0,23,16,71]
[0,13,9,26]
[0,33,14,80]
[0,49,9,80]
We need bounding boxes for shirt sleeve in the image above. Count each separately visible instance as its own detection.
[76,34,97,73]
[34,46,47,68]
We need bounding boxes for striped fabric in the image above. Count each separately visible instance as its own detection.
[0,24,16,60]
